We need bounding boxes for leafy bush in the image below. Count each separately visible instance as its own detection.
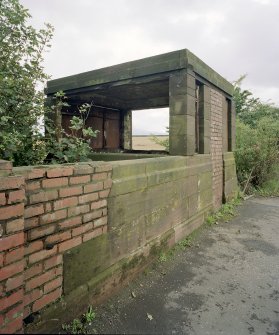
[0,0,54,166]
[257,164,279,196]
[234,77,279,192]
[235,117,279,191]
[0,2,98,166]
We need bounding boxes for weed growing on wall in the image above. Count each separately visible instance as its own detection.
[150,127,169,151]
[45,91,99,163]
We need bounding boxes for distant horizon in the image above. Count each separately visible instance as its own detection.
[133,133,168,137]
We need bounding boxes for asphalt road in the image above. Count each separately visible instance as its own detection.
[92,197,279,335]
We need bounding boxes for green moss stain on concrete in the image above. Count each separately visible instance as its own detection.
[223,152,238,201]
[64,234,111,295]
[198,171,212,192]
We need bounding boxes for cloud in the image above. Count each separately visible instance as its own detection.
[21,0,279,133]
[133,108,169,135]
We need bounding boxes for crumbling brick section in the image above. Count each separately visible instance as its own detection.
[210,89,224,209]
[0,160,112,332]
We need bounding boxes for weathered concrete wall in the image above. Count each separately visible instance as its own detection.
[0,151,238,333]
[58,156,214,317]
[108,155,213,248]
[223,152,238,201]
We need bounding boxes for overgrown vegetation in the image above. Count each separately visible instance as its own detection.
[45,91,99,164]
[234,76,279,195]
[205,196,242,226]
[0,0,98,166]
[62,306,96,334]
[0,0,53,166]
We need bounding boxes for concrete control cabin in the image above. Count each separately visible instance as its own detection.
[46,49,235,156]
[46,49,237,209]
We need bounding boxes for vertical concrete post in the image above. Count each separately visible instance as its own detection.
[169,69,196,156]
[121,110,132,150]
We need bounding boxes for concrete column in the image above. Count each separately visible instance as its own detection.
[169,69,196,156]
[122,110,132,150]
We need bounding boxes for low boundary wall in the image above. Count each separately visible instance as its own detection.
[0,154,238,333]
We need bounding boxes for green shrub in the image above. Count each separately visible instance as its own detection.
[233,76,279,193]
[235,117,279,190]
[150,136,169,151]
[257,165,279,196]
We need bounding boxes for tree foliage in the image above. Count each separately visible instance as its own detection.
[0,0,54,165]
[0,0,99,166]
[233,76,279,191]
[233,75,279,127]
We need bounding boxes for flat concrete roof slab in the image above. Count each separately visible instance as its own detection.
[46,49,233,97]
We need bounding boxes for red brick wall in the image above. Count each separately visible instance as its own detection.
[210,89,224,209]
[0,161,25,333]
[0,160,112,333]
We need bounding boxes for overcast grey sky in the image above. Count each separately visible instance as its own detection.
[21,0,279,134]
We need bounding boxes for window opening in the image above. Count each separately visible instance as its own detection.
[132,108,169,151]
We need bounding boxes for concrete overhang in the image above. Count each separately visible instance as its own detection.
[46,49,233,110]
